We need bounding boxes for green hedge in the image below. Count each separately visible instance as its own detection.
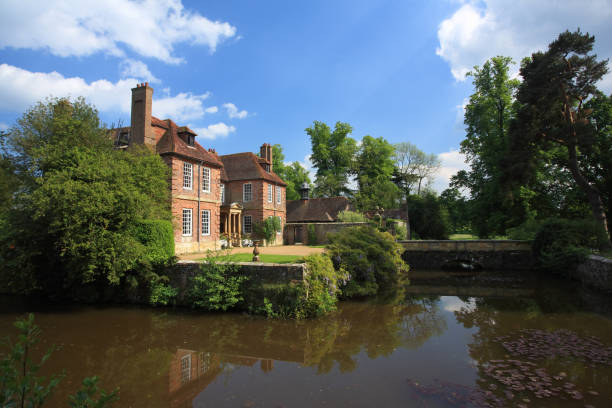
[132,219,175,266]
[532,218,603,274]
[326,226,409,298]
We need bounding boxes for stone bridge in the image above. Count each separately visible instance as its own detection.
[400,240,533,271]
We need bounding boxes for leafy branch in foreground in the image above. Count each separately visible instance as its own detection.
[0,313,118,407]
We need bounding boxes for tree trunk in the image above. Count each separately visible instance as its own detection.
[566,143,612,250]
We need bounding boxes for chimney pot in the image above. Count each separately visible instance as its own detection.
[145,82,148,87]
[136,83,140,88]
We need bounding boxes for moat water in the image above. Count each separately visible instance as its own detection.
[1,271,612,408]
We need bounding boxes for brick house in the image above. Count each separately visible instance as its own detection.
[120,83,286,253]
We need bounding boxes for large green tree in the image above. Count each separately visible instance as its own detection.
[353,136,399,211]
[0,98,172,297]
[306,121,358,197]
[506,30,610,247]
[452,56,520,237]
[583,91,612,233]
[393,142,440,197]
[392,142,441,239]
[270,143,312,200]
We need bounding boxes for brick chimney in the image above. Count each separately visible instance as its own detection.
[131,83,154,147]
[260,143,273,171]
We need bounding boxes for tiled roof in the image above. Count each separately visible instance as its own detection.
[155,118,223,167]
[286,197,351,223]
[220,152,286,186]
[151,116,169,129]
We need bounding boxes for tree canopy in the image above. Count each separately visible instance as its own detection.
[0,98,173,297]
[306,121,358,197]
[353,135,399,211]
[451,56,519,237]
[506,29,610,247]
[270,143,312,201]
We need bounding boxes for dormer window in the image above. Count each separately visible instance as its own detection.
[263,163,270,172]
[178,127,196,146]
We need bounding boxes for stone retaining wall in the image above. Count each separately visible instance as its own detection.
[574,255,612,293]
[168,260,307,305]
[400,240,534,271]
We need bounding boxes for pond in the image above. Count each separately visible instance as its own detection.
[1,271,612,407]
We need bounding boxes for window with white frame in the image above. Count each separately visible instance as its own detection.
[182,209,192,236]
[276,186,281,204]
[276,216,282,234]
[180,354,191,384]
[202,167,210,192]
[243,183,252,202]
[268,183,273,202]
[183,162,193,190]
[243,215,252,233]
[201,210,210,236]
[220,184,225,203]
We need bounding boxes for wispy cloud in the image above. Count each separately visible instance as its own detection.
[0,0,237,64]
[430,149,469,193]
[192,122,236,139]
[222,102,248,119]
[119,59,159,83]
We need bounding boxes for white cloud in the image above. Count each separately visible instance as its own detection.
[0,0,237,64]
[120,59,159,83]
[205,106,218,114]
[192,122,236,139]
[437,0,612,92]
[153,92,210,122]
[0,63,216,123]
[0,122,9,131]
[431,149,469,193]
[222,102,248,119]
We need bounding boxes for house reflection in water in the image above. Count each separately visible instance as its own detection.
[168,348,274,408]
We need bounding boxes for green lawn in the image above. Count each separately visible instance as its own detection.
[199,253,304,264]
[449,234,509,240]
[449,234,479,240]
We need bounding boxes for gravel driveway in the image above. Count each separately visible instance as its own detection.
[179,245,324,260]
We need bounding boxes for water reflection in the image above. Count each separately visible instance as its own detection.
[1,273,611,407]
[164,296,448,406]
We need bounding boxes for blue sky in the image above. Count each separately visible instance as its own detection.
[1,0,611,191]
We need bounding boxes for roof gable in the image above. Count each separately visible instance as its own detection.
[154,117,223,167]
[220,152,286,185]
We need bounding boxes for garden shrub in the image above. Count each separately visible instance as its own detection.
[507,218,543,240]
[149,282,178,306]
[308,224,317,245]
[337,210,367,222]
[253,217,282,244]
[241,254,345,318]
[326,226,409,298]
[532,218,604,274]
[407,193,451,239]
[188,260,247,311]
[132,219,175,266]
[385,219,407,240]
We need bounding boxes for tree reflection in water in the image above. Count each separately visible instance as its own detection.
[162,296,447,403]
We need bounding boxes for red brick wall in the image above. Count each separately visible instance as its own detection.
[225,179,285,244]
[166,156,223,253]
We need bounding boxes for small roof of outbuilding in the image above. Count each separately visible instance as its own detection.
[286,197,352,223]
